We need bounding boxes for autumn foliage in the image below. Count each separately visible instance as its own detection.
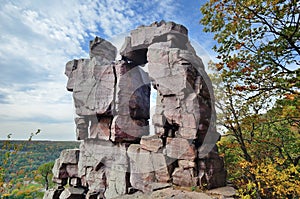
[201,0,299,198]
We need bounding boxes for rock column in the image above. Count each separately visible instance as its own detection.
[44,21,226,199]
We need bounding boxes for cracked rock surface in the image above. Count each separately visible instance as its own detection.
[44,21,227,199]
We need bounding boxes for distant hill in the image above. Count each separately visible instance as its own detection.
[0,140,80,181]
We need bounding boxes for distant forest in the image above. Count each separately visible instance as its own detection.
[0,140,80,182]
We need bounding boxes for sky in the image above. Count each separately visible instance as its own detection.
[0,0,217,141]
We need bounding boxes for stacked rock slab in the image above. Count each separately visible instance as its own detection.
[44,21,226,199]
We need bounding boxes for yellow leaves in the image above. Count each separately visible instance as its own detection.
[2,193,12,197]
[239,160,252,169]
[282,105,297,118]
[267,0,281,7]
[254,159,300,197]
[235,155,300,198]
[240,194,251,199]
[274,157,285,165]
[15,182,22,189]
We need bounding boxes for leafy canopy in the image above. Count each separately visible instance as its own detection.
[201,0,299,98]
[201,0,299,198]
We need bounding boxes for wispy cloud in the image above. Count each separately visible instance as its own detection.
[0,0,183,140]
[0,0,217,140]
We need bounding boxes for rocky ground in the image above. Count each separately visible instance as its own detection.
[113,186,237,199]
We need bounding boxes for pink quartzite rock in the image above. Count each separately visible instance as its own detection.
[52,149,79,180]
[152,114,166,127]
[52,158,65,179]
[49,21,227,199]
[178,160,196,169]
[92,63,115,115]
[78,139,129,198]
[89,36,117,61]
[178,127,197,139]
[111,115,149,142]
[75,117,88,140]
[66,165,78,178]
[43,189,64,199]
[172,167,198,187]
[72,58,93,116]
[127,144,169,193]
[140,135,163,152]
[109,60,150,142]
[72,59,116,116]
[59,187,85,199]
[60,149,79,164]
[151,152,170,183]
[165,138,196,161]
[148,45,197,96]
[70,177,81,187]
[89,116,112,140]
[120,21,188,65]
[65,59,78,91]
[127,144,155,192]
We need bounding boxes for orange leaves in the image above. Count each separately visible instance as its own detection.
[215,3,221,11]
[226,142,240,148]
[284,93,295,100]
[249,84,258,90]
[234,42,245,50]
[235,85,247,91]
[227,60,238,70]
[216,63,224,71]
[234,43,242,50]
[241,67,254,74]
[234,84,257,91]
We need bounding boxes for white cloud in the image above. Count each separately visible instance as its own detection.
[0,0,219,141]
[0,0,182,140]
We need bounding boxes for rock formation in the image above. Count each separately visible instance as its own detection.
[44,21,226,199]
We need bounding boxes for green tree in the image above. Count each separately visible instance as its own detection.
[36,161,54,190]
[201,0,299,198]
[201,0,299,98]
[0,130,41,197]
[216,95,300,198]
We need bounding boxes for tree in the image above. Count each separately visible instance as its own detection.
[215,94,300,198]
[208,65,300,198]
[0,130,41,196]
[201,0,299,98]
[207,62,300,198]
[36,161,54,190]
[200,0,299,198]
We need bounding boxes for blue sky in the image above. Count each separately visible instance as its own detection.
[0,0,217,140]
